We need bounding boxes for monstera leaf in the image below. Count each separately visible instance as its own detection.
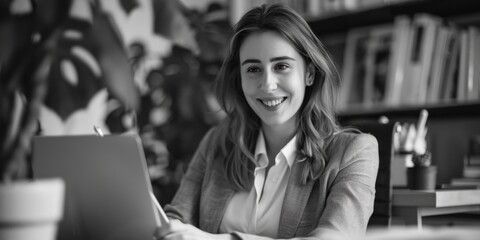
[0,0,139,180]
[43,0,139,121]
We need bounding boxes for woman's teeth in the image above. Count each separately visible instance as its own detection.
[261,98,285,107]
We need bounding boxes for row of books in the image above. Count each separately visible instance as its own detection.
[339,13,480,111]
[229,0,412,23]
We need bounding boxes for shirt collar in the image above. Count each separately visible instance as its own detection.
[254,130,297,168]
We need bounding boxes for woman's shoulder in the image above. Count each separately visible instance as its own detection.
[321,130,379,172]
[326,129,379,158]
[331,127,377,144]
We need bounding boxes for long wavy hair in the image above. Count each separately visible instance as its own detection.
[214,4,342,190]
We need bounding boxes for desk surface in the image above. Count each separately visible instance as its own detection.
[393,189,480,207]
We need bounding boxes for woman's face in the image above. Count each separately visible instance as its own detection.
[239,31,311,131]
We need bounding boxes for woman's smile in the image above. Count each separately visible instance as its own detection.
[258,97,287,109]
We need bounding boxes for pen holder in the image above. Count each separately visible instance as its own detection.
[407,165,437,190]
[407,151,436,190]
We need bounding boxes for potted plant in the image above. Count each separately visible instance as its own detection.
[407,150,437,190]
[0,1,69,239]
[2,0,140,238]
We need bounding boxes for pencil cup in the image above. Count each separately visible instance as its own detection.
[407,166,437,190]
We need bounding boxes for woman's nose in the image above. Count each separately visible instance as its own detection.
[260,71,277,93]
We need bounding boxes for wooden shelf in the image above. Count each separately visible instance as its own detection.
[338,102,480,122]
[308,0,480,35]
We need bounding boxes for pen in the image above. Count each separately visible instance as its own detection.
[94,125,104,137]
[150,192,170,225]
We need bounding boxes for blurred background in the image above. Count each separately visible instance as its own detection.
[2,1,480,228]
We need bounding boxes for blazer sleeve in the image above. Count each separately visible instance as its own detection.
[164,128,216,226]
[311,133,379,239]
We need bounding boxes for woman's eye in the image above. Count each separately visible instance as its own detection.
[246,66,261,73]
[274,64,289,71]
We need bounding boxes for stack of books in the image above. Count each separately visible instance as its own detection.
[449,136,480,189]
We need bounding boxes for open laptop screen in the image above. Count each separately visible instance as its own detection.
[32,134,160,240]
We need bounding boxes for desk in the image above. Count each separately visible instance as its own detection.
[392,189,480,229]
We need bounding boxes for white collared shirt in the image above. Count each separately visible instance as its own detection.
[219,131,297,238]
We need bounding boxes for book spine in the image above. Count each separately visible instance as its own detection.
[426,25,449,103]
[466,27,480,100]
[385,15,411,106]
[456,30,469,101]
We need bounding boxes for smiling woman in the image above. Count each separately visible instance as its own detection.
[156,3,380,240]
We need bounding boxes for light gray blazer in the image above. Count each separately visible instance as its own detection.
[165,127,379,239]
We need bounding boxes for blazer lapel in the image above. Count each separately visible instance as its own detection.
[201,169,235,233]
[278,160,315,238]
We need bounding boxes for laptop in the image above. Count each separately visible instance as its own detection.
[32,134,162,240]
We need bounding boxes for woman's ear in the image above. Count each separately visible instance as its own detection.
[306,63,315,86]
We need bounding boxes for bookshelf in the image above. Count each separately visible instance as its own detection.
[304,0,480,190]
[305,0,480,116]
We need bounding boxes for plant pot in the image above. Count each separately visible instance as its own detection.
[407,166,437,190]
[0,178,65,240]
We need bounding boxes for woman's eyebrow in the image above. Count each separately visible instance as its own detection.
[241,56,295,66]
[270,56,295,62]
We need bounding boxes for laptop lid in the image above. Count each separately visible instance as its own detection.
[32,134,160,240]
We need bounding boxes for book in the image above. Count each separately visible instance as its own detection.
[440,184,480,190]
[464,165,480,178]
[456,29,469,102]
[451,178,480,187]
[402,13,442,105]
[426,24,449,103]
[466,26,480,101]
[438,25,461,102]
[393,188,480,207]
[385,15,412,106]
